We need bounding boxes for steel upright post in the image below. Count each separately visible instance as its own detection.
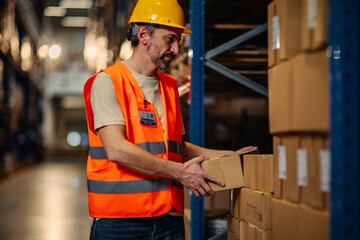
[189,0,206,239]
[329,0,360,239]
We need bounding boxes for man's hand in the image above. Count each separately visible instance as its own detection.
[235,146,258,154]
[178,156,225,198]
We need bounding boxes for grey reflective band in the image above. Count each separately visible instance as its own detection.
[171,179,184,190]
[136,142,166,154]
[88,178,169,194]
[167,140,181,154]
[89,140,180,159]
[89,147,108,159]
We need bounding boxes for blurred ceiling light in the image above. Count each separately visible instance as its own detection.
[44,6,67,17]
[59,0,93,9]
[21,61,31,72]
[49,44,61,59]
[38,45,49,58]
[61,16,89,27]
[86,45,97,59]
[20,42,31,59]
[67,132,81,147]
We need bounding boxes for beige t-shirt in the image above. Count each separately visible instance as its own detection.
[90,63,185,134]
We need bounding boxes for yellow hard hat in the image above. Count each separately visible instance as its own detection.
[128,0,192,34]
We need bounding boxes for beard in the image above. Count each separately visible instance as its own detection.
[147,41,175,70]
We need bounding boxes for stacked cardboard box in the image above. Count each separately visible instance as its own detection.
[185,151,258,239]
[268,0,330,239]
[228,154,274,240]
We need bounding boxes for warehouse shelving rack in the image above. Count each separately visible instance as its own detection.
[189,0,268,239]
[189,0,360,239]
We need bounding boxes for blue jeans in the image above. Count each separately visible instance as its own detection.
[90,214,185,240]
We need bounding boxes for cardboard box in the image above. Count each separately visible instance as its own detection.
[248,223,257,240]
[242,222,272,240]
[300,134,329,210]
[257,154,274,193]
[277,0,303,60]
[282,135,301,203]
[240,188,272,230]
[299,204,329,240]
[268,60,293,133]
[292,50,329,132]
[231,188,241,219]
[184,187,230,214]
[244,155,258,190]
[273,136,283,198]
[268,1,280,67]
[204,189,230,212]
[184,208,191,240]
[202,150,258,192]
[301,0,328,51]
[227,215,240,240]
[272,198,300,240]
[256,228,272,240]
[202,154,244,192]
[239,220,249,240]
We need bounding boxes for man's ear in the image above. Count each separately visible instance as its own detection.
[137,26,149,45]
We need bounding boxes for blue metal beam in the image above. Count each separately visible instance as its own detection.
[205,58,268,97]
[329,0,360,239]
[204,23,268,97]
[189,0,205,239]
[205,23,268,59]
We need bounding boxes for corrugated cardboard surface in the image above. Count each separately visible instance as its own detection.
[300,134,328,209]
[269,50,329,133]
[277,0,303,60]
[244,155,258,190]
[202,154,244,192]
[301,0,328,51]
[204,189,230,211]
[258,154,274,193]
[268,60,293,133]
[268,1,280,67]
[184,187,230,213]
[240,220,272,240]
[292,50,329,132]
[273,135,283,198]
[272,198,300,240]
[299,204,329,240]
[240,188,272,230]
[282,135,301,203]
[227,215,240,240]
[231,188,241,219]
[184,208,191,240]
[239,220,249,240]
[202,150,258,192]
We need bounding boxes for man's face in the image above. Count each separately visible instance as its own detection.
[146,27,182,70]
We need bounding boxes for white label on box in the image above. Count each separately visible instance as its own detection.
[278,145,287,179]
[297,148,308,186]
[272,15,280,50]
[308,0,317,29]
[320,150,330,192]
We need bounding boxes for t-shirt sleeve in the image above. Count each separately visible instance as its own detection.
[90,72,125,131]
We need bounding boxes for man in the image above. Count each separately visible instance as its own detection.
[83,0,257,239]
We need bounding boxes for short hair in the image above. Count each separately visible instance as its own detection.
[126,23,158,47]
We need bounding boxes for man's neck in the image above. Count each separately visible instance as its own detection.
[124,49,157,77]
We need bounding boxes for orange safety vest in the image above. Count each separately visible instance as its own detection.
[83,62,184,218]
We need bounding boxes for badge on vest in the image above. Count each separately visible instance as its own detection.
[139,110,157,127]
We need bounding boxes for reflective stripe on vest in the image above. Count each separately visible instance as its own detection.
[88,178,183,194]
[89,140,181,159]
